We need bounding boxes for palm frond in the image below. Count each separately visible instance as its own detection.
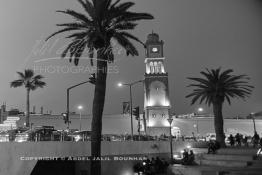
[56,10,92,24]
[56,22,87,28]
[10,80,24,88]
[16,71,25,79]
[77,0,95,19]
[24,69,34,79]
[113,33,138,56]
[118,32,145,46]
[46,27,80,41]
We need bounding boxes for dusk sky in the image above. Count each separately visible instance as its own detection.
[0,0,262,117]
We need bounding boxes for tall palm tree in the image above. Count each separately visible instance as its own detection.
[46,0,153,174]
[186,68,253,147]
[10,69,46,127]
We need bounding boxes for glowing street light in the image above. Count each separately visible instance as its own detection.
[78,105,83,110]
[198,107,204,112]
[118,82,123,87]
[78,105,83,131]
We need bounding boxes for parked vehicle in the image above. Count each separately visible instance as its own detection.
[102,134,122,141]
[184,136,196,141]
[15,126,55,142]
[67,130,91,142]
[0,128,28,142]
[0,131,9,142]
[206,133,216,142]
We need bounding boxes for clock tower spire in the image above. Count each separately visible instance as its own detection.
[144,32,171,136]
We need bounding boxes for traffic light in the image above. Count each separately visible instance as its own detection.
[89,73,96,84]
[133,106,139,120]
[62,113,69,124]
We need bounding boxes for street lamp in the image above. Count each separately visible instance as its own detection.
[78,105,83,131]
[118,80,143,140]
[66,74,96,130]
[198,107,204,112]
[251,112,256,134]
[118,83,123,87]
[167,117,173,162]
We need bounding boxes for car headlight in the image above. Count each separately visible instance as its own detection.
[75,135,81,141]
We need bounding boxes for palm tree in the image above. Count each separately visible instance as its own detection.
[186,68,253,147]
[10,69,46,127]
[46,0,153,174]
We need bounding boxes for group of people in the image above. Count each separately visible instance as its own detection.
[181,149,195,165]
[133,157,169,175]
[228,133,249,147]
[228,132,262,148]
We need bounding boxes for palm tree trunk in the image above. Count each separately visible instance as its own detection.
[91,49,107,175]
[26,89,30,128]
[213,101,226,147]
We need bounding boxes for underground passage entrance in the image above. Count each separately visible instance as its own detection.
[31,158,76,175]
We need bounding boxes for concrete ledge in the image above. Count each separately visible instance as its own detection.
[217,148,257,155]
[168,165,262,175]
[202,154,254,161]
[200,159,249,167]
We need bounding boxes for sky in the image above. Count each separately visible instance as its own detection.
[0,0,262,117]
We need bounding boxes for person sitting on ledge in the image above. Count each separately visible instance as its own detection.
[182,149,189,165]
[207,140,220,154]
[188,150,196,165]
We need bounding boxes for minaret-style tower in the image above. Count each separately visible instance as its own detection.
[144,32,171,136]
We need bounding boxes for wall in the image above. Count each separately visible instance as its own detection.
[0,141,190,175]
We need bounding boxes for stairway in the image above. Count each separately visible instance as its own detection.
[168,148,262,175]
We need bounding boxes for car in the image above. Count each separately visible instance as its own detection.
[68,130,91,142]
[0,131,9,142]
[206,133,216,142]
[15,126,56,142]
[102,134,123,141]
[0,128,28,142]
[15,130,31,142]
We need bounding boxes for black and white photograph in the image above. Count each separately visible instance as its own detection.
[0,0,262,175]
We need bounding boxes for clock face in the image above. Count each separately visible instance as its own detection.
[148,45,161,57]
[152,47,158,52]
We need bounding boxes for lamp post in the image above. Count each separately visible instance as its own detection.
[167,117,173,162]
[118,80,143,140]
[251,112,256,134]
[78,105,83,131]
[195,107,204,136]
[66,74,96,130]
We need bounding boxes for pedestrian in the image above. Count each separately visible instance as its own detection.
[256,138,262,157]
[242,136,248,147]
[182,149,189,164]
[253,132,260,148]
[235,133,241,146]
[229,134,235,146]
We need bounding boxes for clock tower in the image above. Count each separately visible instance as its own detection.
[144,32,171,136]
